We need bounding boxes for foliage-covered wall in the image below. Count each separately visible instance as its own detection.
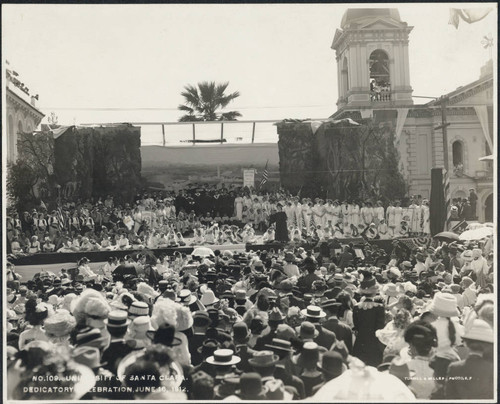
[277,119,407,202]
[54,124,142,204]
[276,122,320,196]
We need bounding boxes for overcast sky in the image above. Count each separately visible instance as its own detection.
[3,3,497,134]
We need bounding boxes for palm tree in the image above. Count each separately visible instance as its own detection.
[177,81,242,122]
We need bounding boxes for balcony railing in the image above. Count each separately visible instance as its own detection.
[370,90,391,102]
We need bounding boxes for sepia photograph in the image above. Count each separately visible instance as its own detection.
[2,3,497,403]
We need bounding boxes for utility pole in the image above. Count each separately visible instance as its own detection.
[435,96,451,170]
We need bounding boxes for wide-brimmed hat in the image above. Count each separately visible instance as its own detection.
[44,309,76,337]
[265,338,294,354]
[463,319,494,343]
[301,305,326,319]
[248,350,279,368]
[176,289,197,306]
[236,372,268,399]
[383,283,399,297]
[295,321,319,340]
[105,310,131,328]
[128,301,149,318]
[206,349,241,366]
[318,351,345,377]
[200,289,219,306]
[278,279,294,293]
[72,346,107,369]
[147,324,182,346]
[429,292,459,317]
[276,324,296,341]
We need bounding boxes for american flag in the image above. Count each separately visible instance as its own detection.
[259,160,269,189]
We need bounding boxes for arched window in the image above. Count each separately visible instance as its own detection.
[18,120,23,134]
[452,141,463,167]
[342,57,349,93]
[369,50,390,101]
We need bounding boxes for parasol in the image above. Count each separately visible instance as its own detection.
[191,247,215,257]
[311,363,416,401]
[459,227,494,241]
[433,231,459,241]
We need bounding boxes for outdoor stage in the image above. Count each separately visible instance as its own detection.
[10,237,430,281]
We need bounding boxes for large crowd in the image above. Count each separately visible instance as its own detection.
[6,186,447,257]
[5,222,495,400]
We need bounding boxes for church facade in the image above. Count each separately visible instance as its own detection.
[330,8,494,222]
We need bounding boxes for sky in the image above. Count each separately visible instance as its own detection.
[2,3,497,144]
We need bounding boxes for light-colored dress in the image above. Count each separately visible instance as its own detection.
[234,197,244,220]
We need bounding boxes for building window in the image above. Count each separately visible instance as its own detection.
[18,120,23,134]
[369,50,390,101]
[452,140,463,175]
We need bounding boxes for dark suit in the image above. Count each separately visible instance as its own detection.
[314,324,337,350]
[445,354,494,399]
[102,339,134,375]
[322,316,353,353]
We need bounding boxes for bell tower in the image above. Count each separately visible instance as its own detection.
[331,8,414,110]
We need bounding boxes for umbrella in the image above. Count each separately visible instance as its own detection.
[311,363,416,401]
[191,247,215,257]
[478,154,493,161]
[459,227,494,241]
[433,231,459,241]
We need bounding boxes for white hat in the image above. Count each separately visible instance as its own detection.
[200,289,219,306]
[429,292,459,318]
[463,319,493,343]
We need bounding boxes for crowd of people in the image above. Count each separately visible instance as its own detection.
[5,227,495,400]
[450,189,479,221]
[6,186,438,257]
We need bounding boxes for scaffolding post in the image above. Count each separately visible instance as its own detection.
[192,123,196,145]
[251,122,256,143]
[161,124,165,146]
[220,122,224,144]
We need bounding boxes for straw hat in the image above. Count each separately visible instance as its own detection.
[206,349,241,366]
[177,289,197,306]
[383,283,399,297]
[301,305,326,319]
[429,292,459,317]
[128,301,149,318]
[248,350,279,368]
[265,338,294,354]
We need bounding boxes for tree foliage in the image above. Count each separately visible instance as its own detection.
[177,81,241,122]
[7,161,38,211]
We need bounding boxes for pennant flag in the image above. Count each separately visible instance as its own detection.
[452,220,468,233]
[259,160,269,189]
[449,8,493,29]
[40,200,47,210]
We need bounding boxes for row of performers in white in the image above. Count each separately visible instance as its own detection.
[280,202,431,236]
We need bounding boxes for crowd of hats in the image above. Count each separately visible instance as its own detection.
[5,230,495,401]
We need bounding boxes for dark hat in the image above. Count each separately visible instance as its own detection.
[321,299,341,310]
[197,339,220,356]
[75,327,107,349]
[147,324,182,347]
[264,338,293,353]
[250,316,268,335]
[193,310,211,327]
[318,351,345,377]
[232,322,250,342]
[268,307,285,323]
[358,270,379,295]
[236,373,268,399]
